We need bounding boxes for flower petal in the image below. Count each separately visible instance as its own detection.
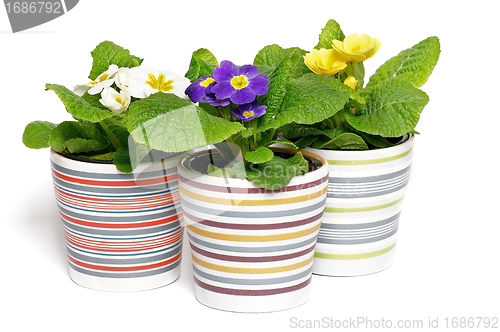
[213,60,239,82]
[230,88,256,105]
[239,64,259,79]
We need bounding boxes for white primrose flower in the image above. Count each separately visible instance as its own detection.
[123,66,191,99]
[99,87,131,113]
[73,65,120,96]
[115,67,130,90]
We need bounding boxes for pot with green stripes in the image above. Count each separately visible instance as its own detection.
[301,134,414,276]
[177,147,329,312]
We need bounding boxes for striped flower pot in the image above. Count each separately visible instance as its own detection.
[178,148,329,312]
[302,135,414,276]
[50,150,185,292]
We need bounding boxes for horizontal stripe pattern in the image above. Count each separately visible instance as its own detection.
[51,150,185,288]
[178,148,328,310]
[302,136,414,276]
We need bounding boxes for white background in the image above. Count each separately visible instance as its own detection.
[2,1,499,331]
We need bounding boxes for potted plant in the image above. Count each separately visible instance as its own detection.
[274,20,441,276]
[21,41,196,291]
[128,46,340,310]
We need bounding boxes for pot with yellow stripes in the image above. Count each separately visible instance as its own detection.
[177,147,329,312]
[301,134,414,276]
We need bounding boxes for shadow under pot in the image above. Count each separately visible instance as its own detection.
[50,149,185,292]
[177,147,329,313]
[302,134,414,276]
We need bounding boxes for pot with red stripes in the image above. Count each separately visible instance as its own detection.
[50,150,185,292]
[301,134,414,276]
[177,147,329,312]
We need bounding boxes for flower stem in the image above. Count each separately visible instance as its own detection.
[215,106,223,118]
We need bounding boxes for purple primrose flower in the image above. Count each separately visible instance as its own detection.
[185,76,216,103]
[211,60,269,105]
[231,99,267,122]
[201,82,231,107]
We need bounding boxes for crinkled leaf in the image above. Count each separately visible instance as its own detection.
[128,93,244,152]
[112,146,134,173]
[207,161,246,180]
[280,123,326,139]
[22,121,57,149]
[46,84,114,122]
[294,135,321,149]
[365,36,440,91]
[345,79,429,137]
[245,147,274,164]
[257,74,350,132]
[99,116,129,149]
[253,45,309,79]
[315,19,345,49]
[87,152,115,161]
[312,128,368,150]
[357,132,394,148]
[185,48,219,82]
[246,153,308,190]
[65,138,109,154]
[258,52,294,127]
[89,41,143,80]
[262,139,298,149]
[48,121,110,154]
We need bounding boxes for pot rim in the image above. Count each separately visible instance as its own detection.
[51,149,184,165]
[303,133,414,158]
[180,146,329,179]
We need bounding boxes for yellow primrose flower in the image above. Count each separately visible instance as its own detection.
[303,48,347,76]
[332,33,382,63]
[344,76,358,90]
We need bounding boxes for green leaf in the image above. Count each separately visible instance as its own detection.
[48,121,110,154]
[280,123,325,139]
[128,93,244,152]
[294,135,321,149]
[246,153,308,190]
[207,161,247,180]
[22,121,57,149]
[365,36,440,90]
[254,44,288,67]
[87,151,115,161]
[65,138,110,154]
[257,74,350,132]
[112,142,152,173]
[357,132,394,148]
[185,48,219,82]
[253,45,309,79]
[258,52,294,127]
[112,146,134,173]
[245,147,274,164]
[314,19,345,49]
[312,128,368,150]
[262,139,298,149]
[99,116,129,149]
[46,84,114,122]
[89,41,143,80]
[127,92,194,131]
[345,79,429,137]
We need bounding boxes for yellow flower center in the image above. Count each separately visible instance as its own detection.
[200,77,215,87]
[231,75,249,90]
[115,97,126,108]
[243,111,254,118]
[88,73,110,86]
[146,74,174,92]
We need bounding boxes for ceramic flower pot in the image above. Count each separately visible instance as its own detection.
[177,148,329,312]
[302,135,414,276]
[50,150,185,292]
